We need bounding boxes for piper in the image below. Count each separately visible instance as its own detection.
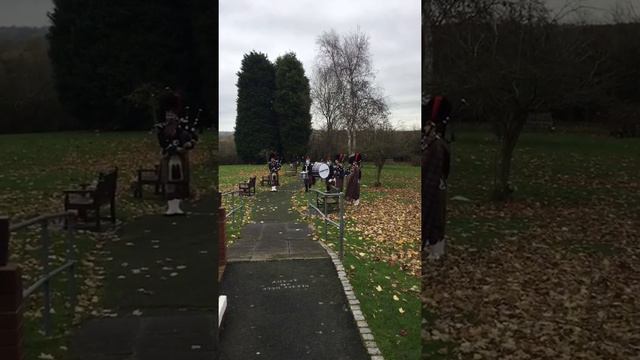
[333,154,346,192]
[268,154,281,192]
[156,89,197,216]
[422,95,452,260]
[345,153,362,206]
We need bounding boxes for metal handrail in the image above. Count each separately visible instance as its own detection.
[221,190,245,229]
[5,211,78,336]
[307,189,345,259]
[10,211,74,231]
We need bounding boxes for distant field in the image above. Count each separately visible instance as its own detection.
[423,131,640,359]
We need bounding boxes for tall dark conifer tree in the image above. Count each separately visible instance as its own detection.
[273,52,312,159]
[48,0,207,130]
[234,51,278,163]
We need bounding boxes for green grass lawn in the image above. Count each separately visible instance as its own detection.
[218,164,297,242]
[0,131,216,360]
[423,131,640,359]
[220,161,421,359]
[292,162,421,360]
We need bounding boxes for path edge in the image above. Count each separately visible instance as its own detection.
[317,240,385,360]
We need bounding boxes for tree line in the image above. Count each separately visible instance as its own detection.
[234,51,312,163]
[0,0,216,134]
[424,0,640,199]
[0,27,70,133]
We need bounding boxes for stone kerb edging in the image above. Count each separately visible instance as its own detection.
[317,240,384,360]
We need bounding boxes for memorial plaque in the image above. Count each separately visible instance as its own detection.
[260,278,309,292]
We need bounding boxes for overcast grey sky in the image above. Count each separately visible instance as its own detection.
[219,0,421,132]
[0,0,52,27]
[3,0,635,27]
[2,0,639,131]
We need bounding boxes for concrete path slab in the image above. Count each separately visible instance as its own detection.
[219,182,368,359]
[218,260,368,360]
[69,194,219,360]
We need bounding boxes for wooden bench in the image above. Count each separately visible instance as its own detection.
[260,174,279,186]
[285,164,298,177]
[133,165,163,198]
[238,176,256,196]
[526,113,555,131]
[64,168,118,231]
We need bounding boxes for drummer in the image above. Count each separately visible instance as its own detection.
[325,156,335,192]
[302,155,314,192]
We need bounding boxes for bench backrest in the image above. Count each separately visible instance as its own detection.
[94,168,118,202]
[527,113,553,126]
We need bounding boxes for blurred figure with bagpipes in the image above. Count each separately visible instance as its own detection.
[345,153,362,205]
[268,153,282,192]
[155,87,200,215]
[422,95,452,259]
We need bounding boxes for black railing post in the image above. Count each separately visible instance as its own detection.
[339,192,345,260]
[41,220,51,336]
[66,213,77,314]
[324,195,328,242]
[0,216,8,266]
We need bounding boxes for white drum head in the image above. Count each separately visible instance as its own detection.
[317,163,330,179]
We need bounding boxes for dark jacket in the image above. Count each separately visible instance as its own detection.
[422,135,450,247]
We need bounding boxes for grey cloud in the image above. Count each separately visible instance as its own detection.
[219,0,421,131]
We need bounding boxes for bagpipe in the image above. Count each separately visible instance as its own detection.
[155,107,201,156]
[268,159,282,174]
[422,95,469,145]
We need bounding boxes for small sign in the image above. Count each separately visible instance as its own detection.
[261,278,309,291]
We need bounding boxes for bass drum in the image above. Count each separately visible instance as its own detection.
[311,162,330,179]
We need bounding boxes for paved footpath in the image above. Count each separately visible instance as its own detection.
[218,182,368,360]
[69,196,219,360]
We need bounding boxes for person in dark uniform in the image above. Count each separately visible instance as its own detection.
[333,154,346,191]
[325,156,335,192]
[268,153,281,192]
[302,156,314,192]
[345,153,362,205]
[157,90,197,215]
[422,95,452,259]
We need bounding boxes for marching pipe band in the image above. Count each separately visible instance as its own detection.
[297,153,357,196]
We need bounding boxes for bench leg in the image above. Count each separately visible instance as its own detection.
[110,199,116,224]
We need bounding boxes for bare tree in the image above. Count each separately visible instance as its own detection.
[311,64,342,156]
[316,28,388,154]
[433,0,610,199]
[423,0,434,97]
[362,117,394,187]
[611,0,640,23]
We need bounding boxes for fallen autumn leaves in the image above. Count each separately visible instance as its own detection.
[423,198,640,359]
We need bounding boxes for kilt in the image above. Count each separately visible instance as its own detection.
[160,152,190,197]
